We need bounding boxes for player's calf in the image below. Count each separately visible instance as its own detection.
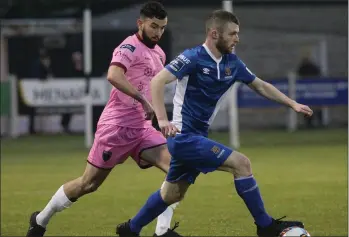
[27,163,110,234]
[155,183,182,237]
[219,151,274,228]
[118,181,190,235]
[64,175,101,198]
[220,151,304,234]
[65,162,111,198]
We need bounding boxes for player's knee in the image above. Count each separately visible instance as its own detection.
[160,188,184,204]
[221,152,252,177]
[164,192,184,204]
[232,153,252,177]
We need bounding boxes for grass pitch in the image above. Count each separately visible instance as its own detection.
[1,128,347,236]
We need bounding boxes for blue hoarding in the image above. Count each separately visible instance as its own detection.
[237,78,348,108]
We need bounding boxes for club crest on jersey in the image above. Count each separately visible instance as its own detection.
[224,67,234,79]
[211,145,221,154]
[120,44,136,52]
[225,67,231,76]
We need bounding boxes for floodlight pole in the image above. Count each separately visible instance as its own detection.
[83,3,93,148]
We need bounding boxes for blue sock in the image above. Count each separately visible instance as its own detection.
[129,190,169,234]
[234,175,273,227]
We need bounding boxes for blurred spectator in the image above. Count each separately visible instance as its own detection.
[31,48,53,80]
[297,56,321,78]
[28,48,53,134]
[61,51,84,133]
[69,51,84,77]
[297,54,322,128]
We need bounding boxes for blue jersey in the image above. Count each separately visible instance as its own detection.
[165,44,256,137]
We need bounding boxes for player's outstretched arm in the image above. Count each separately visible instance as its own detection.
[151,68,179,136]
[248,77,313,117]
[107,65,154,120]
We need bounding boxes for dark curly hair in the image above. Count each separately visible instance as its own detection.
[140,1,167,20]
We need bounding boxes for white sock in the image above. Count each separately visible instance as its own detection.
[36,185,73,228]
[155,181,180,235]
[155,202,179,235]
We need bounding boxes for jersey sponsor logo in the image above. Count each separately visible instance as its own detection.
[217,149,226,158]
[120,44,136,52]
[169,59,184,72]
[178,54,191,64]
[169,54,191,72]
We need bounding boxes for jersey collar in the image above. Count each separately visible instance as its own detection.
[202,44,222,64]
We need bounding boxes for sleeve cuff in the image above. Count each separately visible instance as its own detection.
[110,62,127,73]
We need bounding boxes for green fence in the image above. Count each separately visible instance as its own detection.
[0,81,10,116]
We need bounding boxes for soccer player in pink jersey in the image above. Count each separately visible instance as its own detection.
[26,2,182,237]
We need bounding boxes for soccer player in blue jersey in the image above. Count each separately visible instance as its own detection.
[116,10,313,237]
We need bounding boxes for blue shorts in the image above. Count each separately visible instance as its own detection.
[166,133,233,184]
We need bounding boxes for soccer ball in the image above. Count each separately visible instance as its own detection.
[280,227,311,237]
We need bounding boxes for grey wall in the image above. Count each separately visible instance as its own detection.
[167,6,347,77]
[234,6,347,36]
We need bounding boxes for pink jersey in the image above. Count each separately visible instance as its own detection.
[98,34,166,128]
